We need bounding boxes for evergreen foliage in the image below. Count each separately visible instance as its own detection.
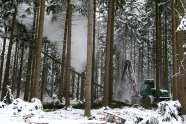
[2,85,14,105]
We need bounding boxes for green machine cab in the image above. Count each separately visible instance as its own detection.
[140,80,170,104]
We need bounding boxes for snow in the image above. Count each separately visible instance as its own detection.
[177,15,186,31]
[0,98,185,124]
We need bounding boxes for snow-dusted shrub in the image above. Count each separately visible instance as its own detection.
[146,117,159,124]
[2,85,14,104]
[43,94,62,106]
[157,100,182,122]
[31,98,43,110]
[11,98,44,121]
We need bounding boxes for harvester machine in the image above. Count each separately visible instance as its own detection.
[121,60,170,104]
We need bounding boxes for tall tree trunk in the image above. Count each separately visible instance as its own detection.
[41,43,47,101]
[30,57,36,101]
[85,0,93,117]
[30,1,40,101]
[33,0,45,98]
[1,6,17,100]
[51,60,54,97]
[159,6,163,89]
[133,29,136,74]
[130,28,133,60]
[141,46,144,83]
[91,0,96,104]
[138,48,141,89]
[172,0,178,100]
[58,7,68,102]
[103,0,114,107]
[71,72,75,99]
[164,15,168,91]
[12,43,19,95]
[155,0,160,102]
[16,46,24,98]
[80,72,85,101]
[65,3,72,107]
[0,38,6,91]
[147,34,150,79]
[76,75,80,100]
[176,0,186,114]
[109,0,114,103]
[24,4,37,101]
[24,46,33,101]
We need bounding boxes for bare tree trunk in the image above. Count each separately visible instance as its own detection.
[71,71,75,99]
[65,3,72,107]
[80,72,85,101]
[0,38,6,90]
[76,75,80,100]
[155,0,160,102]
[33,0,45,98]
[12,43,19,95]
[91,0,96,104]
[58,7,68,102]
[85,0,93,117]
[130,28,133,60]
[51,60,54,97]
[164,15,168,90]
[30,57,36,101]
[30,1,40,101]
[176,0,186,114]
[103,0,114,107]
[147,33,150,79]
[16,45,24,98]
[172,0,178,100]
[1,6,17,100]
[109,0,114,103]
[159,6,163,89]
[141,46,144,83]
[41,43,47,101]
[134,29,136,74]
[24,4,37,101]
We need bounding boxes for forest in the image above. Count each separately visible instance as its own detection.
[0,0,186,123]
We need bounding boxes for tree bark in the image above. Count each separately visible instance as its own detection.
[85,0,93,117]
[51,60,54,97]
[30,56,36,101]
[30,1,40,101]
[65,3,72,107]
[12,42,19,94]
[164,15,168,91]
[172,0,178,100]
[41,43,47,101]
[24,4,37,101]
[71,71,75,99]
[155,0,160,102]
[1,6,17,100]
[91,0,96,104]
[176,0,186,114]
[103,0,114,107]
[58,7,68,102]
[159,6,163,89]
[109,0,115,103]
[33,0,45,98]
[80,72,85,101]
[16,45,24,98]
[0,38,6,91]
[76,75,80,100]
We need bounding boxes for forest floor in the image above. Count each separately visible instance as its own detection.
[0,98,186,124]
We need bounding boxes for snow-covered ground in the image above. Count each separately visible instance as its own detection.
[0,98,185,124]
